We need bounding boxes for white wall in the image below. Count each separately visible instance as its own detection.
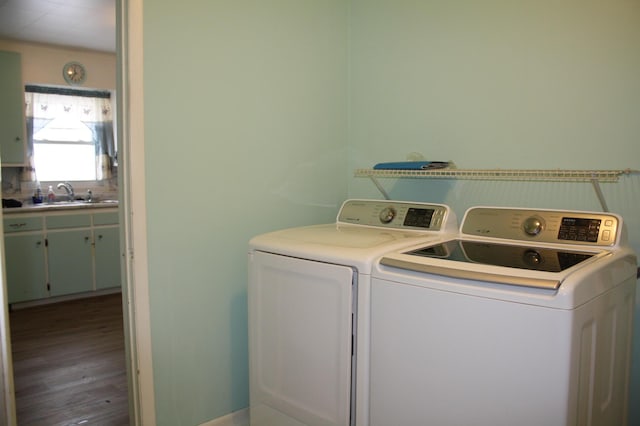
[348,1,640,423]
[0,39,116,90]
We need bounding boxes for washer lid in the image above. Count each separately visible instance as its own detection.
[406,239,598,273]
[379,239,611,290]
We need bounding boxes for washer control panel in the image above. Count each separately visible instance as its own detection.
[461,207,621,246]
[337,199,455,231]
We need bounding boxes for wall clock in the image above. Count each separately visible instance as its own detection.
[62,61,87,85]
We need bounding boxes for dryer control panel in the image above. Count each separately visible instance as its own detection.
[337,199,455,232]
[461,207,621,247]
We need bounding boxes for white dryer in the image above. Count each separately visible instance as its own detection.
[370,206,637,426]
[248,199,457,426]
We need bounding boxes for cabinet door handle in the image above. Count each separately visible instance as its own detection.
[36,241,42,247]
[98,235,103,240]
[84,236,90,242]
[15,136,21,142]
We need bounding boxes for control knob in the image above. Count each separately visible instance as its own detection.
[379,207,397,224]
[523,216,544,236]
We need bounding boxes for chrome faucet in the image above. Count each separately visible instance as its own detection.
[57,182,75,201]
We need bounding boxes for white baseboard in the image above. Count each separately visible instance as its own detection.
[199,408,249,426]
[10,287,121,310]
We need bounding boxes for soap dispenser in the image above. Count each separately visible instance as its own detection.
[47,186,56,204]
[33,181,43,204]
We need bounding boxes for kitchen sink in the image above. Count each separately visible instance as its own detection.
[53,200,89,204]
[53,198,118,205]
[28,199,119,210]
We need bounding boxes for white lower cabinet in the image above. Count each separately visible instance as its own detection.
[94,226,121,290]
[4,233,47,303]
[47,229,94,297]
[3,209,121,304]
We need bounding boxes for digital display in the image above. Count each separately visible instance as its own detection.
[561,217,598,227]
[403,208,435,228]
[558,217,601,242]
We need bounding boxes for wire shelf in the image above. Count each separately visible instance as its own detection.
[354,168,637,182]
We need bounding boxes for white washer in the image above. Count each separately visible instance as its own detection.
[370,206,637,426]
[248,199,457,426]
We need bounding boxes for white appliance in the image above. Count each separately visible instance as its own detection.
[248,199,457,426]
[370,206,637,426]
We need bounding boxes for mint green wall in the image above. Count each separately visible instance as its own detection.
[348,1,640,172]
[141,0,640,423]
[143,1,347,424]
[348,1,640,423]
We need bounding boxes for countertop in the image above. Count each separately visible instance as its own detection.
[3,200,119,215]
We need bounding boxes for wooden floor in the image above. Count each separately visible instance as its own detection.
[9,293,130,425]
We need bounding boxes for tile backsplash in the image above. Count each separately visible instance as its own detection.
[1,166,118,204]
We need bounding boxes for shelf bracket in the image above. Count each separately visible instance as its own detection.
[590,177,609,212]
[368,176,390,200]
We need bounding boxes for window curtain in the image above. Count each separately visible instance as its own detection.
[23,86,116,181]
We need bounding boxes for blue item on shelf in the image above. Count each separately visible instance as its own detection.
[373,161,449,170]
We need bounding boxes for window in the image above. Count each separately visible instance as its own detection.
[33,112,97,181]
[25,86,116,183]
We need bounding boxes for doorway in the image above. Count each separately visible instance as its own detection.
[0,0,150,423]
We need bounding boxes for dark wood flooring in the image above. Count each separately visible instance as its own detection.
[9,293,130,425]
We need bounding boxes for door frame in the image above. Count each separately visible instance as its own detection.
[0,218,16,426]
[117,0,157,423]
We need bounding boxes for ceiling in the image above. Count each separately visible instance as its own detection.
[0,0,116,53]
